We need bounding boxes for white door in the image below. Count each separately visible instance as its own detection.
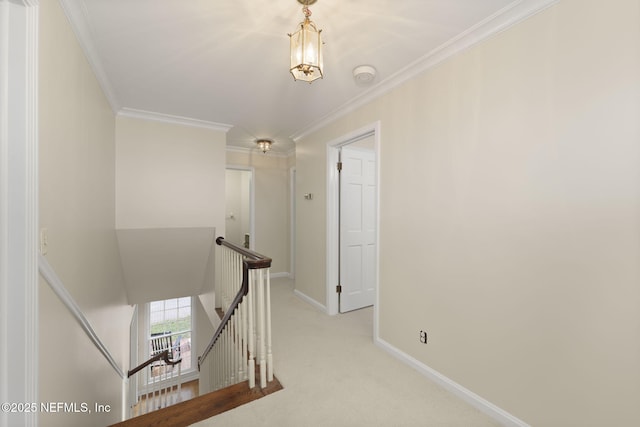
[339,146,376,312]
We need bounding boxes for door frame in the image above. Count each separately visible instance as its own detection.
[326,121,380,325]
[0,1,39,426]
[289,166,296,279]
[225,165,255,250]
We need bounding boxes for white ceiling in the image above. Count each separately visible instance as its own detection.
[62,0,543,153]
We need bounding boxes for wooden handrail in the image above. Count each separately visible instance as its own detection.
[198,237,272,370]
[128,350,182,378]
[215,237,272,269]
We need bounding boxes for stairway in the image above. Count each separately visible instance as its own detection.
[110,376,282,427]
[113,237,281,426]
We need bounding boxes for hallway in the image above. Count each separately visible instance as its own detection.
[193,278,499,427]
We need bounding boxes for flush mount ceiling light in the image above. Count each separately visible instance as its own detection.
[256,139,273,154]
[288,0,323,83]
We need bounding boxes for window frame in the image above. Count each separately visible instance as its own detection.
[145,296,197,377]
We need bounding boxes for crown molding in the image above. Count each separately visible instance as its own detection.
[118,108,233,132]
[58,0,120,112]
[291,0,559,142]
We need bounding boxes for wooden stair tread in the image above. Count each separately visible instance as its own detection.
[110,377,283,427]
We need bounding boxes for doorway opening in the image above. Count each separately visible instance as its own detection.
[290,167,297,280]
[326,122,380,326]
[225,167,255,249]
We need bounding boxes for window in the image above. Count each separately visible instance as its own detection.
[148,297,194,374]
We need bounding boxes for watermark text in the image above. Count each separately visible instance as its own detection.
[1,402,111,414]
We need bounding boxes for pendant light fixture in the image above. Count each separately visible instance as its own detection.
[288,0,323,83]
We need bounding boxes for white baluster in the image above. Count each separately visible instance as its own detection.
[176,361,182,403]
[223,248,228,311]
[221,332,226,388]
[247,268,255,388]
[236,306,242,382]
[238,300,244,383]
[143,366,148,414]
[169,362,175,406]
[225,326,230,386]
[223,249,229,311]
[148,366,152,413]
[214,350,217,390]
[218,247,223,311]
[240,299,247,382]
[232,308,237,384]
[161,363,166,408]
[266,268,273,382]
[154,366,160,410]
[257,269,267,388]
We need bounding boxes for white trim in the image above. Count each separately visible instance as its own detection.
[326,146,339,315]
[143,296,198,379]
[291,0,559,142]
[118,107,233,132]
[269,272,291,279]
[225,165,255,250]
[58,0,120,112]
[190,294,197,375]
[375,337,530,427]
[39,255,126,379]
[326,122,381,316]
[0,4,8,421]
[122,377,128,422]
[293,289,327,314]
[289,166,296,280]
[0,2,39,426]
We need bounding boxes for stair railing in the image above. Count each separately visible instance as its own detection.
[198,237,273,391]
[128,349,182,416]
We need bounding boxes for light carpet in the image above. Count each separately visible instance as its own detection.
[192,278,500,427]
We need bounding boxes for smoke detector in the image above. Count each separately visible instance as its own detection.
[353,65,376,85]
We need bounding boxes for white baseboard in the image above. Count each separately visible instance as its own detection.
[374,337,530,427]
[293,289,327,314]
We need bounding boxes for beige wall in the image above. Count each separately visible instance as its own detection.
[226,150,292,275]
[115,116,225,337]
[294,139,328,303]
[38,0,132,425]
[295,0,640,425]
[115,116,226,231]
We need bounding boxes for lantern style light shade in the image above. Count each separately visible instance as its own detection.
[289,1,323,83]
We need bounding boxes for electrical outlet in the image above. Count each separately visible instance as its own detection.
[419,330,428,344]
